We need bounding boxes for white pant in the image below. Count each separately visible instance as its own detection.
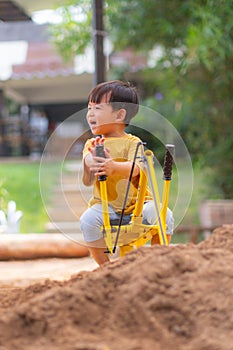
[80,201,174,243]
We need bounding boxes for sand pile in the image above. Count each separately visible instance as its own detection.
[0,224,233,350]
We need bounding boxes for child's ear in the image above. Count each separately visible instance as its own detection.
[116,108,126,122]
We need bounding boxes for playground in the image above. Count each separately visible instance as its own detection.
[0,224,232,350]
[0,2,232,348]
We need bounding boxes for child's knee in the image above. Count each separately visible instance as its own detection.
[80,206,102,228]
[80,206,104,243]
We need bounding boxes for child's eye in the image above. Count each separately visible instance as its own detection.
[87,105,101,110]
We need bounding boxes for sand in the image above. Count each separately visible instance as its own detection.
[0,224,232,350]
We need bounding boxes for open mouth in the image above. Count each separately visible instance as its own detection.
[89,121,99,132]
[89,120,96,127]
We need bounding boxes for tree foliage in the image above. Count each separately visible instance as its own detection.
[49,0,92,61]
[50,0,233,198]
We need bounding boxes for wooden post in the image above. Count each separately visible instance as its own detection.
[0,234,89,260]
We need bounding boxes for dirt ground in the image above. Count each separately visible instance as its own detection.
[0,224,232,350]
[0,256,98,288]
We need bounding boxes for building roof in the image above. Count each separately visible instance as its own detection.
[0,0,58,21]
[0,0,31,21]
[10,0,59,13]
[11,42,74,79]
[0,18,93,104]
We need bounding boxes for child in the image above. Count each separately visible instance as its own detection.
[80,80,174,265]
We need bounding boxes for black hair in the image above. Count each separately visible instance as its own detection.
[88,80,139,124]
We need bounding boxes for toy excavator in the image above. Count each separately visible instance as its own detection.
[96,142,174,258]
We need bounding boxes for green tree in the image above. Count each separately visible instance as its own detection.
[50,0,233,198]
[49,0,92,61]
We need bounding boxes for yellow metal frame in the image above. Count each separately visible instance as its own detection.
[99,147,173,257]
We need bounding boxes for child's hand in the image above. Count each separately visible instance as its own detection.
[87,137,108,176]
[88,137,116,177]
[93,147,116,177]
[95,153,114,177]
[88,136,105,156]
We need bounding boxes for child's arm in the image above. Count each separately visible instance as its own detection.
[82,153,96,186]
[82,137,105,186]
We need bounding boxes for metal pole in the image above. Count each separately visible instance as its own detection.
[92,0,106,85]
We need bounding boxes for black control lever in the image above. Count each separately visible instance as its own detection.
[163,144,174,180]
[95,143,107,181]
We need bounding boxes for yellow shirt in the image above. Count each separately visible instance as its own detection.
[82,134,152,214]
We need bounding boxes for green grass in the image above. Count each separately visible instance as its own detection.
[0,161,59,233]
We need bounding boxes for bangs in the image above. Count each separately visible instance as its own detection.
[88,84,113,104]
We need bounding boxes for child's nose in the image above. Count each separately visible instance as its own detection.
[87,108,94,116]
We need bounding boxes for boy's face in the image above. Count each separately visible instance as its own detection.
[86,97,122,136]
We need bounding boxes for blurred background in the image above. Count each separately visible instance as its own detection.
[0,0,232,242]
